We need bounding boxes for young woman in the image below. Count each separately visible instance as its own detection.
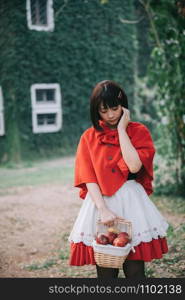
[68,80,169,278]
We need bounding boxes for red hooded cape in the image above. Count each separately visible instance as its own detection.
[74,121,155,199]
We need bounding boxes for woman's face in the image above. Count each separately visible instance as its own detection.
[98,103,123,128]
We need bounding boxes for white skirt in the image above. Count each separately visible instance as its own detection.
[68,180,169,248]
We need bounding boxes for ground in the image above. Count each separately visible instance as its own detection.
[0,156,97,278]
[0,156,184,278]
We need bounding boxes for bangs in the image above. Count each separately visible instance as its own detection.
[100,97,120,109]
[98,85,121,109]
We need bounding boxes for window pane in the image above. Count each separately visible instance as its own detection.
[46,89,55,102]
[46,113,56,124]
[36,89,55,102]
[31,0,47,26]
[36,89,45,102]
[37,113,56,125]
[37,114,45,125]
[39,0,47,25]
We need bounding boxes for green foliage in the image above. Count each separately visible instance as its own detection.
[0,0,136,162]
[136,0,185,196]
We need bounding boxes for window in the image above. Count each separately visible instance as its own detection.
[31,83,62,133]
[26,0,54,31]
[36,89,56,103]
[37,113,56,125]
[0,87,5,136]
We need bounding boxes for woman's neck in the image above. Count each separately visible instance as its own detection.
[105,123,117,130]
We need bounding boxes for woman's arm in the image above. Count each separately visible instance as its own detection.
[117,107,142,173]
[86,182,119,226]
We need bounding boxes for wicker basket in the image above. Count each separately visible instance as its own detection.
[93,219,132,268]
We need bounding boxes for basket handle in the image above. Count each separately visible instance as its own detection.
[114,218,132,240]
[96,217,132,240]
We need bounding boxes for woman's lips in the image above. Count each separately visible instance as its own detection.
[108,119,117,123]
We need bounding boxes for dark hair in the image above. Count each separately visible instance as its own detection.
[90,80,128,131]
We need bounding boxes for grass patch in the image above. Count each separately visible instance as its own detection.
[151,194,185,215]
[145,267,155,278]
[146,222,185,278]
[58,233,70,260]
[59,251,69,260]
[0,160,74,190]
[25,259,57,271]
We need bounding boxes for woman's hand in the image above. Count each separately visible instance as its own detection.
[99,206,119,227]
[86,183,122,226]
[117,107,130,131]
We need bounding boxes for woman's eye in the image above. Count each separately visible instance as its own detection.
[112,107,118,110]
[99,108,107,113]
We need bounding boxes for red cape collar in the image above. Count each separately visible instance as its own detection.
[95,120,132,145]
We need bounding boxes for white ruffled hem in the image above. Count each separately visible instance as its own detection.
[68,227,168,247]
[68,180,169,247]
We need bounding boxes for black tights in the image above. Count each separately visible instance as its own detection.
[96,260,146,278]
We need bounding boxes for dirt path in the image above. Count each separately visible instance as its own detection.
[0,157,184,278]
[0,157,85,277]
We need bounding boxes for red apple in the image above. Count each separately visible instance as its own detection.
[113,237,128,247]
[117,232,129,242]
[96,233,109,245]
[107,232,118,244]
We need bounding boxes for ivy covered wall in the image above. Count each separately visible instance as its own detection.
[0,0,137,162]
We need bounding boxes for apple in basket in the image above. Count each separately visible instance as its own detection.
[96,233,109,245]
[117,232,129,242]
[107,231,118,244]
[113,237,127,247]
[113,232,129,247]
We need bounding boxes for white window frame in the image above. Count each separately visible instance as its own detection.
[31,83,62,133]
[26,0,54,32]
[0,87,5,136]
